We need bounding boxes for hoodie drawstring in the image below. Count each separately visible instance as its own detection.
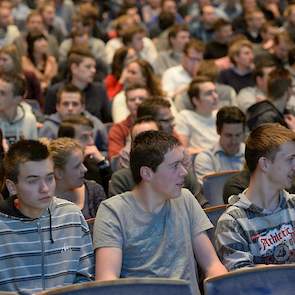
[48,208,54,243]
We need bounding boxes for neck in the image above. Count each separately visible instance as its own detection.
[71,77,88,90]
[18,199,45,219]
[235,64,251,75]
[132,184,166,213]
[245,172,280,210]
[215,36,227,44]
[173,48,183,55]
[55,180,71,195]
[34,52,44,62]
[55,183,85,208]
[0,105,18,122]
[195,108,213,117]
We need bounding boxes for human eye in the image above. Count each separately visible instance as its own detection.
[46,174,55,183]
[27,177,38,184]
[170,162,179,170]
[75,162,82,169]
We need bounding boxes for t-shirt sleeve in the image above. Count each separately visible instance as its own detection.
[93,202,123,250]
[183,189,213,237]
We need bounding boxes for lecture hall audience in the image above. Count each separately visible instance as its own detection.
[0,0,295,293]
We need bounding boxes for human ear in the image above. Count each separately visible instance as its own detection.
[53,167,64,180]
[140,166,154,181]
[5,179,17,196]
[258,157,271,172]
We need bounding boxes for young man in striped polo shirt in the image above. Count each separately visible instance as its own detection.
[0,140,94,292]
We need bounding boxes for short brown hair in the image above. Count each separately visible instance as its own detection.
[183,39,205,55]
[68,47,95,69]
[4,140,50,182]
[267,68,292,101]
[56,84,85,105]
[245,123,295,173]
[0,71,26,97]
[130,130,180,184]
[187,75,213,106]
[216,106,246,134]
[168,24,189,41]
[228,39,253,65]
[121,25,146,46]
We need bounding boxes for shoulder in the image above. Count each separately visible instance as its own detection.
[219,198,249,224]
[48,81,64,92]
[220,68,234,76]
[112,91,125,103]
[196,148,214,160]
[176,110,196,121]
[60,38,72,47]
[84,179,105,194]
[19,105,36,122]
[99,192,133,211]
[90,37,105,47]
[283,190,295,206]
[178,109,195,117]
[50,197,85,220]
[172,188,200,209]
[88,82,106,92]
[163,65,183,78]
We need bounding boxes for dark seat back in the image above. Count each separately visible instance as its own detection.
[204,265,295,295]
[203,170,240,205]
[204,204,227,248]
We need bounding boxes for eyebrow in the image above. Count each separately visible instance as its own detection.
[168,159,183,166]
[26,172,54,179]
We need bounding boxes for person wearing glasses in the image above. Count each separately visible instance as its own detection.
[162,39,205,99]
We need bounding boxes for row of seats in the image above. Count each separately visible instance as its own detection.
[1,265,293,295]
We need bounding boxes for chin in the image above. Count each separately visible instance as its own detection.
[170,188,182,199]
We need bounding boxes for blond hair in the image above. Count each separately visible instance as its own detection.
[49,137,82,170]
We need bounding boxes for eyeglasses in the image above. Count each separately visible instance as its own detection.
[185,55,202,62]
[158,117,175,123]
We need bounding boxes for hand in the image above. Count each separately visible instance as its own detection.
[187,146,204,155]
[84,145,105,162]
[256,95,266,102]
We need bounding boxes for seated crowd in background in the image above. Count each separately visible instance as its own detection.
[1,0,295,293]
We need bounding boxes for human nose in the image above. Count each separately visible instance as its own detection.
[135,98,142,105]
[40,179,50,192]
[179,162,188,177]
[86,136,94,146]
[89,66,96,75]
[68,103,73,111]
[81,163,88,174]
[212,90,219,103]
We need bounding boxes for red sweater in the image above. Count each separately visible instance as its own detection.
[104,74,123,100]
[108,115,133,159]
